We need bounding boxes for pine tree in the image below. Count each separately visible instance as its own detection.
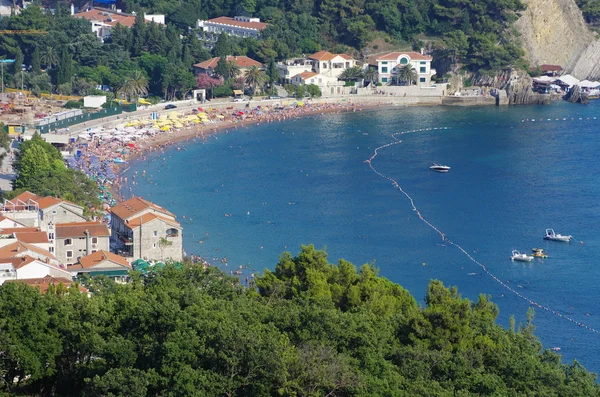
[182,44,192,69]
[31,47,41,74]
[131,12,147,56]
[56,48,73,86]
[13,48,23,76]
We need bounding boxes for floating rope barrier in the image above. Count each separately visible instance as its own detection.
[365,127,600,335]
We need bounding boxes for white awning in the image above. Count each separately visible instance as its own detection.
[42,134,71,144]
[556,74,580,87]
[578,80,600,88]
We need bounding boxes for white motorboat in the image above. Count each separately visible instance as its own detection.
[544,229,572,242]
[511,250,534,262]
[430,164,451,172]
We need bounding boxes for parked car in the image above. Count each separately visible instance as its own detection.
[266,95,281,100]
[233,97,247,102]
[164,104,177,109]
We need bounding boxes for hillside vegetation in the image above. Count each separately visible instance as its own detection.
[1,245,598,396]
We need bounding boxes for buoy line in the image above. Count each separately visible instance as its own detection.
[364,127,600,335]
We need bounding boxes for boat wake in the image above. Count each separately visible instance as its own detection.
[365,127,599,336]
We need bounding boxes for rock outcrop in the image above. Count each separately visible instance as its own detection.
[515,0,600,80]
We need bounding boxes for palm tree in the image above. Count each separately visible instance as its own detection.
[244,66,265,94]
[39,46,59,69]
[118,70,148,101]
[227,61,241,79]
[363,68,378,84]
[397,64,417,86]
[340,66,363,82]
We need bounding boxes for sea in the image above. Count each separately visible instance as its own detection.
[122,100,600,374]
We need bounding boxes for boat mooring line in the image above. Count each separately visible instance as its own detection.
[365,127,600,335]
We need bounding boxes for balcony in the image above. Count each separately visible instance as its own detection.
[115,230,133,245]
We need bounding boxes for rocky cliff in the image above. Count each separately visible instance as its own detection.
[516,0,600,79]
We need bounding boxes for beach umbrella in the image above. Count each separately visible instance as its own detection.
[160,126,170,131]
[216,115,224,119]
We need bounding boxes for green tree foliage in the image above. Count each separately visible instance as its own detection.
[577,0,600,26]
[56,47,73,85]
[0,246,599,396]
[10,133,101,211]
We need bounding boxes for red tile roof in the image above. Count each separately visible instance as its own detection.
[74,8,136,28]
[126,213,181,228]
[540,64,563,72]
[0,255,37,270]
[35,196,63,210]
[308,51,336,61]
[3,276,86,293]
[14,231,49,244]
[193,56,263,70]
[0,227,41,234]
[205,16,267,31]
[56,222,110,238]
[11,191,41,203]
[111,197,175,221]
[376,52,433,61]
[294,71,318,80]
[0,241,57,260]
[73,250,131,270]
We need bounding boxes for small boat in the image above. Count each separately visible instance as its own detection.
[544,228,572,242]
[511,250,534,262]
[429,163,451,172]
[113,158,127,164]
[551,347,561,352]
[532,248,548,258]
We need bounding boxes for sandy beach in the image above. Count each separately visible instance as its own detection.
[67,99,385,208]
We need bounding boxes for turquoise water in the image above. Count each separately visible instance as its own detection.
[123,101,600,373]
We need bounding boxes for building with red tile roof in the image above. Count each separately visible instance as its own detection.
[197,16,267,39]
[55,222,110,266]
[3,276,86,293]
[0,255,71,286]
[0,241,58,264]
[307,51,357,79]
[74,8,164,42]
[193,56,263,76]
[110,197,182,262]
[68,250,131,283]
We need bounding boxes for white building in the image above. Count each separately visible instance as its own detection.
[375,51,436,86]
[277,59,314,82]
[0,255,72,286]
[197,16,267,39]
[307,51,358,78]
[55,222,111,266]
[74,8,164,42]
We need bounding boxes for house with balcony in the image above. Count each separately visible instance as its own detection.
[69,250,131,283]
[55,222,110,266]
[307,51,358,78]
[277,58,314,82]
[74,8,165,42]
[375,51,435,85]
[197,16,267,39]
[110,197,182,261]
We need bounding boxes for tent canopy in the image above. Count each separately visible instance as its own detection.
[233,90,243,96]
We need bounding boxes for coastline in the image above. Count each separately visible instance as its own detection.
[106,100,387,203]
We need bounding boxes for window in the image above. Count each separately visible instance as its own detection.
[66,250,73,258]
[153,243,156,248]
[420,67,426,73]
[91,237,98,244]
[381,77,388,83]
[91,250,97,253]
[49,247,54,253]
[419,77,426,83]
[52,210,57,214]
[64,238,72,246]
[49,232,54,240]
[153,231,158,237]
[322,62,327,69]
[420,61,426,65]
[400,57,408,65]
[345,62,349,68]
[381,61,388,65]
[381,67,388,73]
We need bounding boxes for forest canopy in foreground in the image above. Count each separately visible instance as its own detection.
[1,245,598,396]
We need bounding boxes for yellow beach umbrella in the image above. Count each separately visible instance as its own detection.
[216,115,225,119]
[160,126,170,131]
